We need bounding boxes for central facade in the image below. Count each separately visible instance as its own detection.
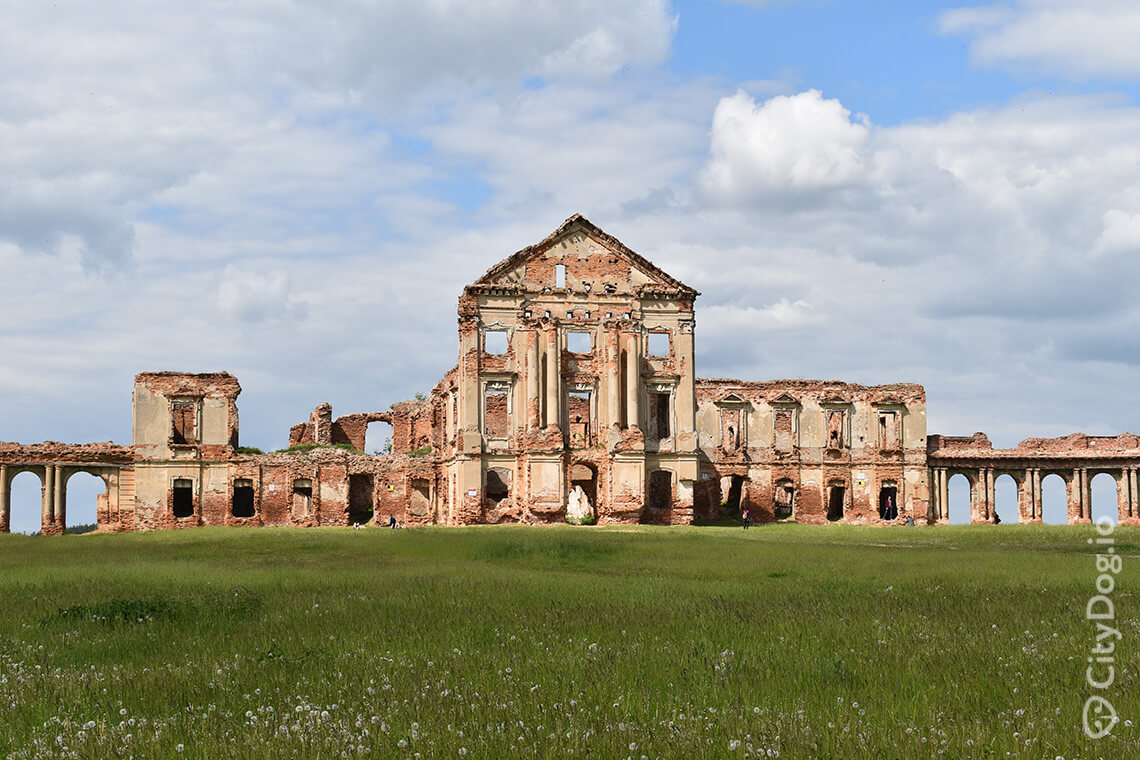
[437,215,703,524]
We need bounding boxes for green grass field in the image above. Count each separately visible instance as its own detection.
[0,524,1135,759]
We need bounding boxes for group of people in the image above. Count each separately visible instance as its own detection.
[351,514,401,530]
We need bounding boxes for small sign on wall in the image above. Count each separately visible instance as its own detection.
[268,484,275,492]
[855,472,867,488]
[467,489,479,498]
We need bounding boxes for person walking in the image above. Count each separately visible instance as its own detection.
[742,506,751,530]
[388,513,398,530]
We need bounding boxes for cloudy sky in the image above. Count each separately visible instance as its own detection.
[5,0,1140,525]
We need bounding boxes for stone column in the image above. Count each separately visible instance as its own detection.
[1130,467,1139,520]
[971,469,985,523]
[986,468,996,521]
[626,333,640,429]
[42,465,54,532]
[527,329,540,429]
[545,325,560,429]
[939,468,949,523]
[0,464,8,533]
[54,466,65,530]
[606,327,620,429]
[1068,468,1083,524]
[1081,468,1091,523]
[1117,469,1130,524]
[1016,470,1031,523]
[1032,469,1043,522]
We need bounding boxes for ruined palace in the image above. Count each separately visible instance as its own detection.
[3,214,1139,533]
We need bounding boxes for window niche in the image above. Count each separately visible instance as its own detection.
[648,391,671,441]
[770,395,800,453]
[775,479,795,520]
[172,478,194,518]
[483,381,511,439]
[232,478,255,518]
[715,393,750,452]
[170,399,198,445]
[821,401,851,451]
[555,263,567,289]
[483,329,509,356]
[567,331,592,354]
[878,410,901,451]
[292,479,313,518]
[567,387,592,448]
[647,331,670,357]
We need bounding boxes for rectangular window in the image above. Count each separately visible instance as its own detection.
[568,390,591,448]
[171,400,197,445]
[172,478,194,518]
[649,392,671,441]
[647,331,670,357]
[567,331,592,353]
[720,409,741,451]
[774,409,794,452]
[878,412,900,450]
[293,479,313,517]
[484,330,509,355]
[232,478,255,518]
[484,388,509,438]
[826,410,847,450]
[555,263,566,288]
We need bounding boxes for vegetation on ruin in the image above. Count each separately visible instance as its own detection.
[234,446,265,455]
[271,442,366,456]
[0,524,1136,759]
[407,445,433,457]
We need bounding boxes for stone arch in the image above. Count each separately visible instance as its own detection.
[993,471,1020,524]
[63,468,110,533]
[947,470,974,525]
[4,467,46,534]
[1090,471,1120,526]
[1041,471,1070,524]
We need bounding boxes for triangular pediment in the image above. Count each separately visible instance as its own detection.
[770,393,800,406]
[470,214,698,297]
[715,392,750,407]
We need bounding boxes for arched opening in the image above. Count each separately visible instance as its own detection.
[65,471,105,534]
[366,420,393,456]
[642,470,673,523]
[774,478,794,520]
[568,463,597,524]
[7,471,44,535]
[723,475,745,514]
[1041,473,1068,524]
[993,473,1019,524]
[947,473,972,524]
[1091,472,1119,526]
[570,464,597,512]
[348,474,374,525]
[485,468,511,504]
[826,480,846,522]
[877,481,898,520]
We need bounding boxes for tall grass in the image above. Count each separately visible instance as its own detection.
[0,524,1135,758]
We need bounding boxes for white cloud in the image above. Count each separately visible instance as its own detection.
[941,0,1140,78]
[700,89,870,204]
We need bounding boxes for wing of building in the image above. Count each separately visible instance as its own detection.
[2,214,1138,532]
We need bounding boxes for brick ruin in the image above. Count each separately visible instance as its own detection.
[2,214,1139,532]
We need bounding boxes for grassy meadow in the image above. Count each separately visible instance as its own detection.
[0,524,1135,759]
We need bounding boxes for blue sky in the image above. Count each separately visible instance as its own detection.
[5,0,1140,531]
